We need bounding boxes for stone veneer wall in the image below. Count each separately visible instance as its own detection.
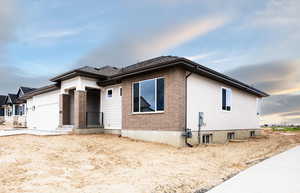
[122,67,186,132]
[59,94,70,126]
[74,90,87,129]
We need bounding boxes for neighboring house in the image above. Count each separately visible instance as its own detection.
[20,56,269,146]
[2,87,36,127]
[3,94,18,124]
[13,87,37,127]
[0,95,6,123]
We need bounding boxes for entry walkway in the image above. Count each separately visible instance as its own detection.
[207,146,300,193]
[0,129,70,136]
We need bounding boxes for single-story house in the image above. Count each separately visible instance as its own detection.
[2,87,36,127]
[19,56,269,146]
[3,93,18,124]
[0,95,6,123]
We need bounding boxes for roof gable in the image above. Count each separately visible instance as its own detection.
[17,87,37,98]
[6,94,17,104]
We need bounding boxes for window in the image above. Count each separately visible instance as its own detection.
[202,134,212,144]
[133,78,165,113]
[250,131,255,137]
[120,88,122,96]
[222,88,232,111]
[19,105,23,116]
[227,132,235,140]
[107,89,113,98]
[256,98,261,115]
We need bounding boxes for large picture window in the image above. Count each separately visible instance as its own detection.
[222,88,232,111]
[133,78,165,113]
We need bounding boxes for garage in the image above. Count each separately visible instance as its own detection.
[26,89,60,131]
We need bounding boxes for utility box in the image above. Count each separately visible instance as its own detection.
[182,128,192,138]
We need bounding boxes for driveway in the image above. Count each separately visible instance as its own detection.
[0,129,70,136]
[207,145,300,193]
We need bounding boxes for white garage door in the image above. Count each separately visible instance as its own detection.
[33,102,59,130]
[27,90,60,131]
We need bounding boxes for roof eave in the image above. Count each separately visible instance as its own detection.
[50,70,107,82]
[19,84,60,100]
[97,59,269,97]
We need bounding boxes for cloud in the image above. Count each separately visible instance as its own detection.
[0,0,18,58]
[186,52,216,61]
[250,0,300,29]
[20,26,88,46]
[0,65,50,95]
[281,112,300,117]
[262,94,300,116]
[77,16,228,67]
[226,60,300,95]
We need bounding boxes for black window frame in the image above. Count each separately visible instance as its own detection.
[227,132,235,140]
[222,87,232,111]
[107,89,113,98]
[132,77,165,113]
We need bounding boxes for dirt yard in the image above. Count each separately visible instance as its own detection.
[0,129,299,193]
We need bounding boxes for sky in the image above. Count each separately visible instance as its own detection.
[0,0,300,124]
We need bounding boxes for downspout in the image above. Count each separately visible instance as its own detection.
[185,71,193,147]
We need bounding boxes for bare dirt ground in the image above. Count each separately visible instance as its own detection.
[0,129,299,193]
[0,123,14,130]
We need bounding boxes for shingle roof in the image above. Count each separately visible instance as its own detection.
[7,94,17,104]
[50,65,121,82]
[79,66,121,76]
[20,87,37,94]
[19,84,60,100]
[120,56,180,73]
[0,95,6,106]
[46,55,269,98]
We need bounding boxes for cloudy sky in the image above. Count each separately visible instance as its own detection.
[0,0,300,124]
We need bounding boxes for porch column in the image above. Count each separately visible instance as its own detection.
[59,94,70,126]
[74,90,87,129]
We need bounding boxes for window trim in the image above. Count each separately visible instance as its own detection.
[132,77,165,114]
[106,88,113,99]
[221,87,232,112]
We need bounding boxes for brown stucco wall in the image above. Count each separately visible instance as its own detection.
[122,66,186,131]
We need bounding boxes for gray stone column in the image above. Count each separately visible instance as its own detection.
[59,94,70,126]
[74,90,87,129]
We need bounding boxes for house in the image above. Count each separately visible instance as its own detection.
[3,94,18,124]
[13,87,37,127]
[0,95,6,123]
[19,56,269,146]
[2,87,36,127]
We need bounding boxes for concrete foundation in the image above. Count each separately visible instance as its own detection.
[122,129,185,147]
[121,129,261,147]
[73,128,121,135]
[104,129,121,135]
[187,129,261,145]
[73,128,103,134]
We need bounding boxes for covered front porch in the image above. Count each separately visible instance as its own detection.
[59,87,104,131]
[58,76,107,133]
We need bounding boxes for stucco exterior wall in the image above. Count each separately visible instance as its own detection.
[26,90,60,130]
[187,73,261,132]
[122,67,186,131]
[61,76,100,93]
